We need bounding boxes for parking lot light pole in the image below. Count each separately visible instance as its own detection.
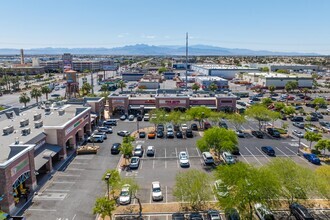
[105,173,111,200]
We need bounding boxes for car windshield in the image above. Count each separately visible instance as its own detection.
[120,191,129,196]
[153,187,161,192]
[131,158,137,163]
[227,155,233,160]
[180,155,187,159]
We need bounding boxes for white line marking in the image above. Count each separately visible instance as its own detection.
[196,148,201,157]
[165,160,167,168]
[245,147,263,166]
[72,214,77,220]
[240,154,250,164]
[140,160,143,170]
[165,148,166,158]
[152,160,155,169]
[175,148,178,157]
[285,146,298,155]
[65,168,84,171]
[165,186,168,203]
[29,208,57,212]
[256,147,271,162]
[275,147,289,158]
[186,147,189,157]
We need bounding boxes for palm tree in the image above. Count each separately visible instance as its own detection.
[41,86,51,100]
[19,93,31,107]
[118,80,126,92]
[81,82,92,96]
[192,83,200,92]
[268,85,276,95]
[101,84,108,92]
[208,83,218,92]
[30,88,42,103]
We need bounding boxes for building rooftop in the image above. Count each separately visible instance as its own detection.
[0,104,90,164]
[195,76,228,81]
[192,64,257,70]
[244,72,312,78]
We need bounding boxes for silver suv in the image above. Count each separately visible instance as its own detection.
[202,152,214,165]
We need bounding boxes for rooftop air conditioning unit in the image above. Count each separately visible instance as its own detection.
[5,111,14,119]
[34,120,43,128]
[20,118,29,127]
[21,127,31,136]
[58,109,65,116]
[45,108,51,115]
[3,125,14,135]
[34,113,42,121]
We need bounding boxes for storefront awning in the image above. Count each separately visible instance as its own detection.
[34,144,62,171]
[144,106,156,109]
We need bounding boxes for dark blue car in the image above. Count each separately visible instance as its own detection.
[261,146,275,156]
[303,153,321,165]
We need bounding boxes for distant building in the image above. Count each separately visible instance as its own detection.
[195,76,228,90]
[173,63,191,70]
[163,72,176,80]
[241,72,313,88]
[122,72,145,81]
[250,63,320,72]
[191,64,259,79]
[138,79,160,89]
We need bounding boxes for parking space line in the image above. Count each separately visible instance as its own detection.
[140,161,143,170]
[196,148,201,157]
[256,147,271,162]
[285,146,298,155]
[275,147,289,158]
[150,189,152,204]
[72,214,77,220]
[245,147,262,165]
[175,148,178,157]
[240,154,250,164]
[165,148,166,158]
[186,147,189,156]
[152,160,155,169]
[165,186,168,203]
[165,160,167,168]
[176,160,179,168]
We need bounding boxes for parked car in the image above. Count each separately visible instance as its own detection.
[129,157,140,169]
[295,106,303,110]
[157,124,164,131]
[128,115,135,121]
[98,126,113,134]
[311,112,323,119]
[291,116,304,122]
[148,131,156,139]
[119,184,131,205]
[151,181,163,201]
[157,130,164,138]
[133,145,144,157]
[95,131,107,140]
[254,203,275,220]
[191,123,198,131]
[225,208,240,220]
[289,203,314,220]
[166,130,174,138]
[219,121,228,129]
[267,128,281,138]
[88,134,104,143]
[144,113,150,121]
[303,153,321,165]
[204,121,212,129]
[231,146,240,155]
[189,213,203,220]
[235,130,245,138]
[181,124,188,131]
[137,115,143,121]
[172,213,185,220]
[307,116,319,122]
[139,131,146,138]
[176,131,183,138]
[146,146,155,157]
[179,151,190,167]
[207,210,222,220]
[304,127,318,133]
[120,114,127,120]
[186,129,193,138]
[202,152,214,165]
[261,146,275,156]
[293,130,304,138]
[293,122,305,129]
[252,130,264,138]
[111,143,121,154]
[103,119,117,126]
[117,130,131,137]
[222,152,235,164]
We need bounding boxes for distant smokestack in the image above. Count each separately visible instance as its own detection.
[20,49,24,64]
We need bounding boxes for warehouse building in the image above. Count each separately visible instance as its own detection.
[195,76,228,90]
[241,72,313,88]
[250,63,320,72]
[191,64,259,80]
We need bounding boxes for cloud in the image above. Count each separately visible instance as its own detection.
[117,33,129,38]
[141,34,156,39]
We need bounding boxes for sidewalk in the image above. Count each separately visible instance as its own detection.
[14,151,76,216]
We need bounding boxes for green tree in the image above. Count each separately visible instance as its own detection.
[81,82,92,96]
[158,67,167,74]
[276,69,289,74]
[121,178,143,219]
[30,88,42,103]
[315,166,330,199]
[268,85,275,94]
[261,67,270,72]
[314,139,330,154]
[245,105,273,131]
[101,84,108,92]
[304,131,322,149]
[265,159,318,205]
[208,83,218,92]
[207,111,226,126]
[173,169,212,211]
[118,80,126,92]
[197,127,238,157]
[93,197,116,220]
[191,83,200,92]
[186,106,212,128]
[150,109,169,128]
[312,97,326,112]
[302,88,310,104]
[282,106,296,116]
[215,162,281,220]
[228,114,246,130]
[19,92,31,107]
[274,102,285,111]
[261,97,273,107]
[41,86,51,100]
[102,169,122,199]
[269,111,281,128]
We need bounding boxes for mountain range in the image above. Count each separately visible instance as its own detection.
[0,44,319,56]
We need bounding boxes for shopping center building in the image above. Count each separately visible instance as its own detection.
[108,91,237,115]
[0,98,104,214]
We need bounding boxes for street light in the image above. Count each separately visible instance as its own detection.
[104,173,111,200]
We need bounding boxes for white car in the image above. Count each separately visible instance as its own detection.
[292,130,304,138]
[119,184,131,205]
[304,127,318,133]
[222,152,235,164]
[146,146,155,156]
[151,181,163,201]
[133,145,144,157]
[181,124,188,131]
[144,113,150,121]
[327,108,330,112]
[98,126,113,134]
[179,151,190,167]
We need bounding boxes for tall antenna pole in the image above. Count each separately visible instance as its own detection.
[185,32,188,91]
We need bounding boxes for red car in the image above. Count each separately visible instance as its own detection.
[287,96,295,100]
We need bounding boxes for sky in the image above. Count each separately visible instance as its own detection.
[0,0,330,54]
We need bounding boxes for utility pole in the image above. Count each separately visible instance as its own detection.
[185,32,188,91]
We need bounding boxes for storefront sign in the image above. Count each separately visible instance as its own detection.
[11,158,29,177]
[159,100,186,105]
[190,100,216,105]
[65,118,84,136]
